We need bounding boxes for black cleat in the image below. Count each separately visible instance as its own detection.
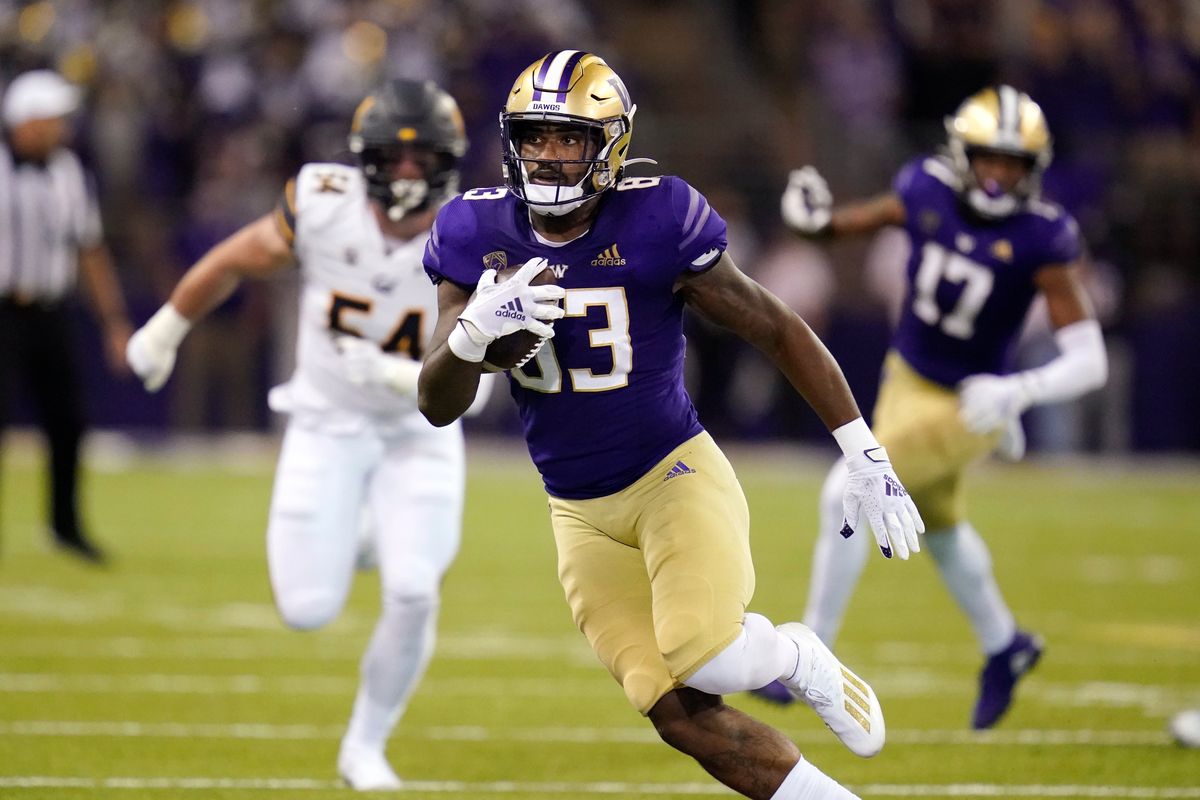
[54,533,109,565]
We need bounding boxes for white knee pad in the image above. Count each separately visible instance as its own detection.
[683,613,793,695]
[382,557,441,603]
[276,589,344,631]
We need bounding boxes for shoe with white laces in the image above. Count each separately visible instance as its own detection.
[337,743,402,792]
[777,622,885,757]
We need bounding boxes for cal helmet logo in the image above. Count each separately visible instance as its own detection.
[482,251,508,270]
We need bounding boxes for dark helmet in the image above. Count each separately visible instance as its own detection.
[348,79,468,220]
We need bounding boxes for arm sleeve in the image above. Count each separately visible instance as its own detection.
[1019,318,1107,406]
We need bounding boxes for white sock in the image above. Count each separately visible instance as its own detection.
[342,594,438,751]
[802,459,869,647]
[770,756,860,800]
[925,523,1016,654]
[684,612,795,694]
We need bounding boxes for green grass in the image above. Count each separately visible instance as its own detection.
[2,438,1198,799]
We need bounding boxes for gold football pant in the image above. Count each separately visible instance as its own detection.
[548,431,755,714]
[871,351,1002,530]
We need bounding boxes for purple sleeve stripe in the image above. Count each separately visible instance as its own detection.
[680,204,712,250]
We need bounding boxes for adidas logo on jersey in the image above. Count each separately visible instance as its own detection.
[591,244,626,266]
[663,460,696,481]
[495,298,526,320]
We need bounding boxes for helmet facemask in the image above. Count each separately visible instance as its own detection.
[353,143,459,221]
[500,51,637,218]
[949,142,1042,220]
[501,115,629,217]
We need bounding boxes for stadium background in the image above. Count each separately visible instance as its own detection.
[1,0,1198,453]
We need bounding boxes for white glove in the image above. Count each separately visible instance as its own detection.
[958,373,1032,435]
[994,416,1026,462]
[447,257,566,363]
[126,304,192,392]
[834,418,924,560]
[334,336,421,396]
[780,166,833,235]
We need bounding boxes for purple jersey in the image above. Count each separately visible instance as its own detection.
[425,177,727,499]
[891,156,1082,387]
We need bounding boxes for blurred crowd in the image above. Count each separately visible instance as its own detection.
[2,0,1198,452]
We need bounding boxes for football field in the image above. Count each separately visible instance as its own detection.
[1,436,1198,799]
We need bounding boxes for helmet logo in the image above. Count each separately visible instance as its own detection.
[606,76,631,112]
[397,127,417,142]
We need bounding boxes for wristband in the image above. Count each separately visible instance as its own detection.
[447,320,487,363]
[145,303,192,348]
[832,417,882,460]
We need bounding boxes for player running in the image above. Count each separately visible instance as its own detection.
[771,85,1107,729]
[127,79,489,790]
[418,50,923,800]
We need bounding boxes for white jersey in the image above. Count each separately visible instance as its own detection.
[268,162,438,426]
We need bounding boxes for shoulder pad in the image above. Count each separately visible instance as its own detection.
[921,156,960,189]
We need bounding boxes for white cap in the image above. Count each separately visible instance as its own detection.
[2,70,81,127]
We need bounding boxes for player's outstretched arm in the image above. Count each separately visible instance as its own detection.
[781,166,906,239]
[678,254,924,558]
[958,262,1107,436]
[126,213,294,392]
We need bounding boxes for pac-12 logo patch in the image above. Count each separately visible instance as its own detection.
[483,250,508,271]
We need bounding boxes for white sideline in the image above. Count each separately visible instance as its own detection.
[0,720,1177,747]
[1,777,1198,797]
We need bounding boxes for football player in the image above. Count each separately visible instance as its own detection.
[775,85,1108,729]
[418,51,924,800]
[127,80,491,790]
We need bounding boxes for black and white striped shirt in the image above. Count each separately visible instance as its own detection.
[0,141,102,303]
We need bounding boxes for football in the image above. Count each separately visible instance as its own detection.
[481,262,559,372]
[1169,709,1200,748]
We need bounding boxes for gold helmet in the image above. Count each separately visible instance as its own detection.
[944,85,1053,219]
[500,50,635,216]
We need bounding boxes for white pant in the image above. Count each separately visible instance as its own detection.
[266,414,465,629]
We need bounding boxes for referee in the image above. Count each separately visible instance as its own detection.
[0,70,132,564]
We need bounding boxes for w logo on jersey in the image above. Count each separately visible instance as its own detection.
[547,263,569,279]
[591,244,626,266]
